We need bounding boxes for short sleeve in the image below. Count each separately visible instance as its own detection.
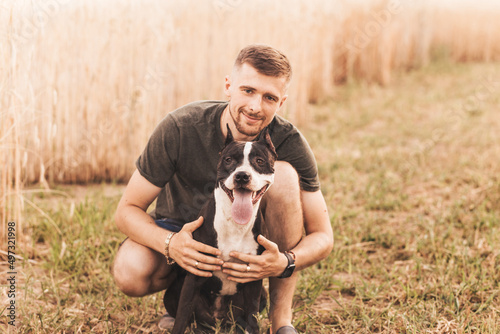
[135,114,180,188]
[275,131,320,192]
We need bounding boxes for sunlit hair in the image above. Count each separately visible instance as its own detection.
[234,44,292,85]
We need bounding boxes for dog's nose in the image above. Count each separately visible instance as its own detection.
[234,171,251,185]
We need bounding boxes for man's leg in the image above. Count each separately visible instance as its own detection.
[261,161,303,333]
[112,238,175,297]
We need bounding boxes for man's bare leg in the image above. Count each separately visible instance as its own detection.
[261,161,303,333]
[112,238,175,297]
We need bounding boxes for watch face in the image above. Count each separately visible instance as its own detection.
[282,266,295,278]
[280,261,295,278]
[279,252,296,278]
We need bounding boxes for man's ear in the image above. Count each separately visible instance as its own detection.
[278,94,288,109]
[224,74,231,98]
[225,124,234,146]
[257,127,277,159]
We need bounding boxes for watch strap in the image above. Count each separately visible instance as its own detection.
[278,251,296,279]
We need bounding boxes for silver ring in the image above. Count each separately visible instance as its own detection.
[195,261,199,268]
[246,265,250,272]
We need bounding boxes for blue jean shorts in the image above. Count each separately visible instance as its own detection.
[154,218,186,232]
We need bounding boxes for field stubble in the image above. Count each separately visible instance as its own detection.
[303,61,500,333]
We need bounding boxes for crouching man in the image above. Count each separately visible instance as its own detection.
[112,44,334,334]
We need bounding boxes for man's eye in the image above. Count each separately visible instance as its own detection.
[266,96,277,102]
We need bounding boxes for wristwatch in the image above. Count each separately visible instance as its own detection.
[278,251,296,279]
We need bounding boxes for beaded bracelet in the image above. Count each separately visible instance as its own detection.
[164,232,176,265]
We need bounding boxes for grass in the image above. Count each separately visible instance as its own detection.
[2,61,500,333]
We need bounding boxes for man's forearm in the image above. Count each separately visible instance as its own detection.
[296,190,334,271]
[115,170,166,254]
[115,204,169,255]
[288,231,334,271]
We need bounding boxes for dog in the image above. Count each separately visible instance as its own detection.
[164,126,277,334]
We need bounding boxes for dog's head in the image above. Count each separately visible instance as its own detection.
[216,126,277,225]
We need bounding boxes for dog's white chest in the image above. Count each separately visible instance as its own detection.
[217,229,259,261]
[212,198,259,295]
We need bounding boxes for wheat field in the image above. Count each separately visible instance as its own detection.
[1,0,500,245]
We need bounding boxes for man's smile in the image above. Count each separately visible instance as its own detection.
[240,110,264,124]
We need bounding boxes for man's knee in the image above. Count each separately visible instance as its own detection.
[112,253,147,297]
[262,161,303,250]
[112,239,164,297]
[266,161,300,201]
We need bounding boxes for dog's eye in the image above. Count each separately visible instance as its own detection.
[256,158,265,166]
[224,157,232,164]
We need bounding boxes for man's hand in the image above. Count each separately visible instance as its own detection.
[169,217,224,277]
[221,235,289,283]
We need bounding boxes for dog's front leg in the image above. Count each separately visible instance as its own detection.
[171,273,204,334]
[241,280,263,334]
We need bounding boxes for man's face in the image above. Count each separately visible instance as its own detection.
[224,63,288,140]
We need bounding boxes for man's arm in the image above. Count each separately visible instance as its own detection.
[115,169,167,253]
[115,169,223,277]
[291,189,333,271]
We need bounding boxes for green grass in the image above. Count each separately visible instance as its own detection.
[3,61,500,333]
[300,61,500,333]
[6,186,166,333]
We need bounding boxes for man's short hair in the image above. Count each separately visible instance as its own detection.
[234,44,292,84]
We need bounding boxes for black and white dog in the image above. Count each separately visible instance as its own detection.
[164,127,277,334]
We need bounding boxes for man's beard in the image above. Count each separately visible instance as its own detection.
[229,105,265,137]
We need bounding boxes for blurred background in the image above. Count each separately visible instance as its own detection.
[2,1,500,332]
[1,0,500,253]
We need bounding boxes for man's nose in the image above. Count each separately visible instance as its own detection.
[248,95,262,113]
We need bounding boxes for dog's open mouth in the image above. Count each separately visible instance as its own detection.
[221,183,269,205]
[220,183,269,225]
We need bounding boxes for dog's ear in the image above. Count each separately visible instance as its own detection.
[225,124,234,146]
[257,127,277,158]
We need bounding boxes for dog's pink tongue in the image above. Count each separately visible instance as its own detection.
[232,189,253,225]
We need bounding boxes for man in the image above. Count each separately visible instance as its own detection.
[112,44,333,334]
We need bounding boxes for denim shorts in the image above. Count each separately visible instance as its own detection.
[154,218,186,232]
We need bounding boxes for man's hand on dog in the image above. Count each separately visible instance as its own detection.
[169,217,224,277]
[221,235,289,283]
